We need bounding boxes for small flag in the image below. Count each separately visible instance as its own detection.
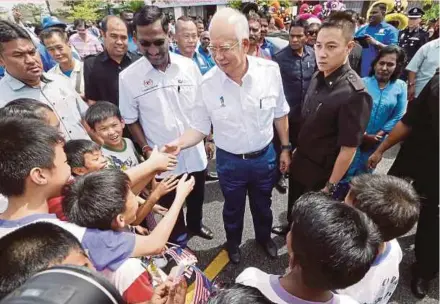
[191,266,212,304]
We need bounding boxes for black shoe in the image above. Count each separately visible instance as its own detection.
[411,276,429,299]
[275,177,287,194]
[188,225,214,240]
[271,224,289,235]
[206,171,219,181]
[259,239,278,259]
[226,245,241,264]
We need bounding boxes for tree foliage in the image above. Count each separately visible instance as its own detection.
[68,0,108,21]
[423,3,439,22]
[12,3,43,23]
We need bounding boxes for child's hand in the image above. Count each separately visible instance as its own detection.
[147,283,169,304]
[149,146,178,172]
[134,225,150,235]
[165,278,187,304]
[175,174,195,201]
[152,175,179,199]
[153,204,168,216]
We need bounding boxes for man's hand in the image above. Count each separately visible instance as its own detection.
[175,173,195,201]
[205,142,215,160]
[134,225,150,235]
[152,175,179,200]
[149,146,178,172]
[368,150,383,169]
[408,85,416,102]
[161,140,181,156]
[279,150,291,174]
[361,134,381,151]
[365,34,379,46]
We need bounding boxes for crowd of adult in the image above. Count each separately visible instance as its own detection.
[0,2,438,304]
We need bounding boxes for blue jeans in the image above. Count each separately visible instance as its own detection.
[216,144,277,248]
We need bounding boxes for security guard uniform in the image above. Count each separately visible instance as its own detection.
[287,62,372,223]
[399,7,429,78]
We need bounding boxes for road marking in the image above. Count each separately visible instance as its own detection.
[185,249,230,303]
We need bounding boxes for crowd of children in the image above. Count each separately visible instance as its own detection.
[0,97,421,304]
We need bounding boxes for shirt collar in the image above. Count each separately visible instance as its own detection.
[143,51,175,74]
[219,55,254,87]
[0,213,57,228]
[100,50,134,63]
[3,72,52,91]
[53,58,81,74]
[319,61,351,88]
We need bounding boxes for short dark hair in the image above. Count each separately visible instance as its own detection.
[39,27,68,45]
[247,12,260,23]
[195,18,204,26]
[289,192,381,290]
[207,284,275,304]
[258,11,272,24]
[0,98,53,121]
[0,118,64,197]
[64,139,101,169]
[344,9,359,21]
[63,169,130,230]
[74,19,86,30]
[349,174,420,242]
[0,222,83,299]
[101,15,127,34]
[85,101,122,130]
[289,18,308,32]
[372,3,387,14]
[321,11,356,42]
[0,20,32,53]
[134,5,168,34]
[120,10,134,17]
[369,45,407,82]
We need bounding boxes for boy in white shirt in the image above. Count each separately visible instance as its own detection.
[339,174,420,304]
[236,192,381,304]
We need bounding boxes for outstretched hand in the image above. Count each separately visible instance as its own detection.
[161,140,181,156]
[149,146,178,172]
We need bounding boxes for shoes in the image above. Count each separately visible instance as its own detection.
[206,171,219,181]
[271,224,289,236]
[188,225,214,240]
[226,244,241,264]
[411,276,430,299]
[259,239,278,259]
[275,176,288,194]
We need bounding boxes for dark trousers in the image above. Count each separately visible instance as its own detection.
[216,144,277,248]
[158,170,206,247]
[413,189,439,280]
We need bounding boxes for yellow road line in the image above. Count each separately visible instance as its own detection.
[185,249,230,303]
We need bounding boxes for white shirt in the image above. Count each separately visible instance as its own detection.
[338,239,402,304]
[191,55,290,154]
[48,58,85,95]
[119,53,207,177]
[0,72,90,141]
[103,138,141,171]
[406,38,440,97]
[236,267,358,304]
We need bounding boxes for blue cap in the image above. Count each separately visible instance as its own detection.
[42,16,66,29]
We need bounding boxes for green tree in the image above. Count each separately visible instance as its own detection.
[227,0,243,10]
[12,3,43,23]
[69,0,110,21]
[423,3,439,22]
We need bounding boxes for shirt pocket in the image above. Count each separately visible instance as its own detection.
[257,96,276,131]
[211,107,234,137]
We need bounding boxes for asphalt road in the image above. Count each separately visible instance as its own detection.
[185,145,439,303]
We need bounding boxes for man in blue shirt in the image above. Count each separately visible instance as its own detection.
[197,31,216,74]
[355,3,398,77]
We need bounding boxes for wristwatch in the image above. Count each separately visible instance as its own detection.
[325,181,338,195]
[281,143,292,151]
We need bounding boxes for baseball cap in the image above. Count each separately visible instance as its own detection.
[42,16,67,29]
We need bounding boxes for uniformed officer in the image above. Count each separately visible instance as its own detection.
[164,8,291,264]
[399,7,429,80]
[274,12,373,235]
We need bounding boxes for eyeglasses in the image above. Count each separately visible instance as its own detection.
[138,39,166,47]
[208,41,239,55]
[307,31,318,36]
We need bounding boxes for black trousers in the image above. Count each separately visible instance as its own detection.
[158,170,206,246]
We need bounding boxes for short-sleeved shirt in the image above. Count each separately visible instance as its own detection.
[103,138,142,171]
[0,72,90,140]
[84,51,141,105]
[355,22,399,77]
[69,33,103,59]
[119,52,207,177]
[48,58,85,95]
[190,55,290,154]
[406,38,440,97]
[236,267,358,304]
[399,27,429,64]
[0,213,134,271]
[291,63,372,187]
[338,239,402,304]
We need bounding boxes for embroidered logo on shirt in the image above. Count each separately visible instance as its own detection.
[144,79,153,87]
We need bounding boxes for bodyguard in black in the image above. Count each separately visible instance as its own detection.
[273,12,372,235]
[84,16,140,105]
[398,7,428,79]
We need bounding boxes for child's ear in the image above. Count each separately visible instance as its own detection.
[29,167,48,186]
[114,214,126,229]
[121,119,125,129]
[72,167,87,176]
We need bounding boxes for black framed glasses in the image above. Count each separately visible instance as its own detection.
[307,31,318,36]
[138,39,166,47]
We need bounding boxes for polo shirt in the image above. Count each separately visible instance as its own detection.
[406,38,440,97]
[119,52,207,177]
[48,58,85,95]
[69,32,103,58]
[190,55,290,154]
[0,72,90,140]
[174,48,213,75]
[355,22,399,77]
[197,45,216,75]
[84,51,141,105]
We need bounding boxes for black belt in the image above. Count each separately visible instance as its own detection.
[232,144,270,160]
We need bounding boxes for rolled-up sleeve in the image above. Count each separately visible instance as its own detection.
[338,92,372,147]
[274,65,290,118]
[382,81,407,132]
[119,74,138,124]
